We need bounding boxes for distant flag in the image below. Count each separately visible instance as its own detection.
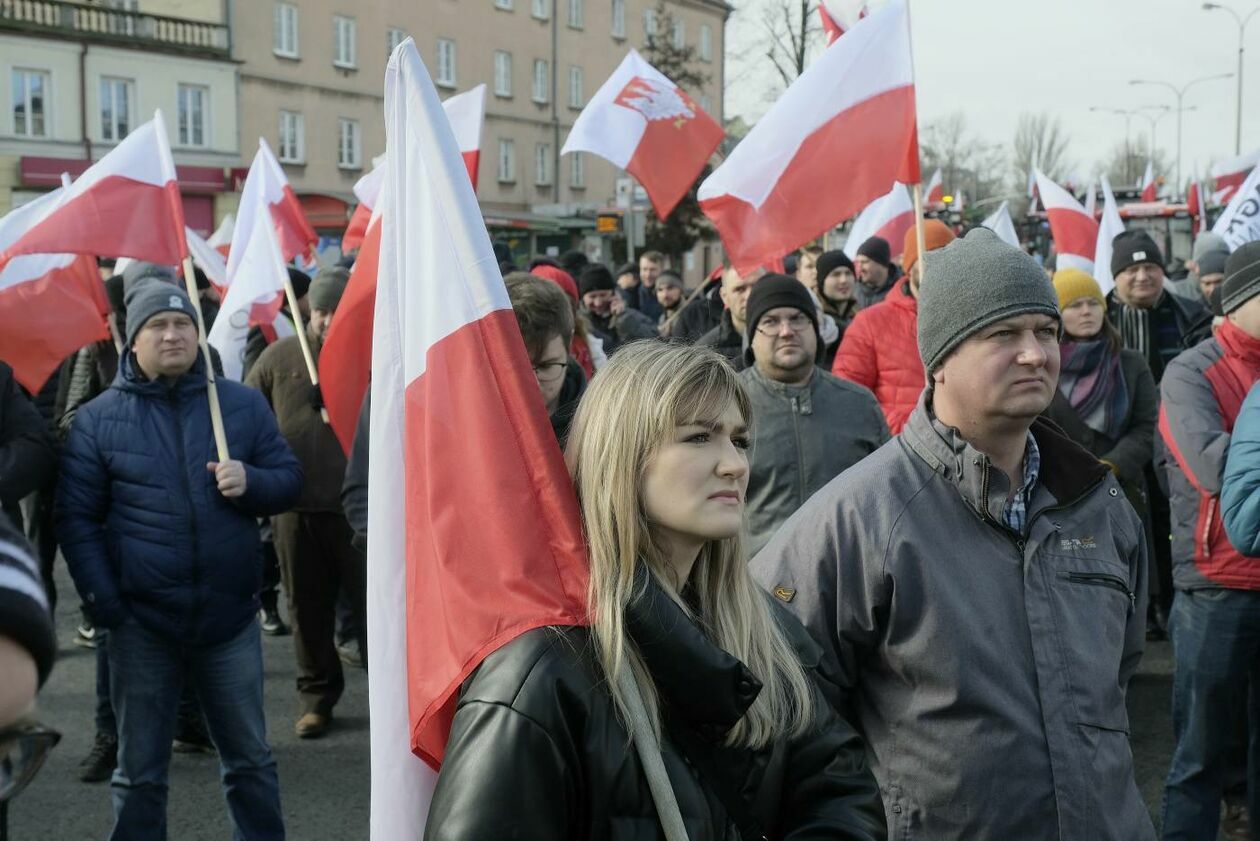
[225,139,317,280]
[1094,174,1126,294]
[818,0,867,44]
[563,49,723,219]
[1036,168,1099,274]
[207,213,234,258]
[1211,147,1260,206]
[1139,161,1157,202]
[1084,180,1097,219]
[1212,163,1260,250]
[925,168,944,207]
[843,182,915,261]
[368,39,589,838]
[185,226,228,291]
[699,0,919,275]
[981,200,1020,248]
[442,84,487,191]
[1187,180,1204,236]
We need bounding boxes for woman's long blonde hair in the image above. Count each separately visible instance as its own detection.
[565,341,816,748]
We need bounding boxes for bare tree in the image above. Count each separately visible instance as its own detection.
[1102,139,1173,194]
[762,0,819,90]
[1012,112,1072,199]
[920,111,1008,211]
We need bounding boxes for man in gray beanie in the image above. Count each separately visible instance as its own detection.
[753,227,1154,840]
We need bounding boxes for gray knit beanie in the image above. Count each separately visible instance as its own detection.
[1221,241,1260,315]
[1192,232,1229,263]
[917,227,1060,372]
[125,282,197,347]
[308,266,350,311]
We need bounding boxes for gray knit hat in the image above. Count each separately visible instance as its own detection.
[1221,241,1260,315]
[121,261,178,298]
[125,282,197,347]
[1192,232,1229,263]
[309,266,350,311]
[917,227,1060,372]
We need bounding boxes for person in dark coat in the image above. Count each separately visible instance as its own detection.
[697,266,760,370]
[424,342,886,840]
[577,264,657,356]
[853,236,901,309]
[813,250,859,369]
[56,282,302,840]
[0,360,56,537]
[665,266,724,341]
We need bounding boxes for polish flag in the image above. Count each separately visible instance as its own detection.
[186,225,228,291]
[1211,148,1260,206]
[0,113,186,264]
[819,0,866,44]
[369,40,588,837]
[699,0,919,275]
[226,139,317,278]
[1035,169,1098,274]
[925,168,944,206]
[443,84,486,191]
[1187,180,1204,236]
[1093,175,1126,294]
[842,182,914,261]
[981,200,1020,249]
[207,213,234,259]
[0,188,110,392]
[563,49,724,219]
[342,164,385,254]
[1139,161,1157,202]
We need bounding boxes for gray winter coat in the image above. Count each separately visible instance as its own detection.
[751,397,1153,841]
[739,365,888,555]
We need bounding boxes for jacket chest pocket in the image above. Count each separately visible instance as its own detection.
[1045,554,1133,731]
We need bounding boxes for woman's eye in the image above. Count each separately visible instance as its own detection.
[685,432,710,444]
[732,437,751,450]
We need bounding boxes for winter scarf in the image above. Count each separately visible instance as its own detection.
[1058,338,1130,440]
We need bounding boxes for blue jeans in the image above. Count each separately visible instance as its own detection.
[107,618,284,841]
[1162,588,1260,840]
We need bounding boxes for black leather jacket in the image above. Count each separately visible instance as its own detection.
[424,574,887,840]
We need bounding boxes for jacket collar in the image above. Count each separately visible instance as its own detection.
[902,393,1108,527]
[745,364,815,413]
[1217,318,1260,369]
[114,347,209,398]
[624,566,761,737]
[886,275,918,313]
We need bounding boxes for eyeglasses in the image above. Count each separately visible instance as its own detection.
[755,313,812,336]
[531,361,568,382]
[0,720,61,805]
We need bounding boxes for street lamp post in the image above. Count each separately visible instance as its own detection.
[1090,106,1138,183]
[1130,72,1233,195]
[1203,2,1260,155]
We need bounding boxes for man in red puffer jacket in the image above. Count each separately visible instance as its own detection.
[832,220,955,433]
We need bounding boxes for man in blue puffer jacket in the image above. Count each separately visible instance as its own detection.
[56,281,302,841]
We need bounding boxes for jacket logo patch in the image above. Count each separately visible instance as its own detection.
[1060,536,1097,551]
[773,586,796,603]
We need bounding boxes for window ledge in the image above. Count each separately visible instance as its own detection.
[273,50,301,60]
[338,163,363,172]
[498,178,516,185]
[437,80,457,90]
[278,158,307,166]
[570,184,586,190]
[333,61,358,71]
[495,92,513,99]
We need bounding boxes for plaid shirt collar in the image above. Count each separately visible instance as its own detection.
[1001,432,1041,535]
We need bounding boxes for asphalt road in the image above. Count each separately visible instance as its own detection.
[12,563,1179,840]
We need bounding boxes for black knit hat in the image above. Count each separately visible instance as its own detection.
[743,274,821,366]
[1221,241,1260,315]
[577,264,615,298]
[288,267,312,300]
[855,236,892,268]
[1111,230,1165,277]
[815,250,854,281]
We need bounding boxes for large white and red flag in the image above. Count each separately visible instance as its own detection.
[981,200,1020,248]
[0,187,110,392]
[1035,168,1098,274]
[1139,161,1157,202]
[842,182,914,261]
[1093,174,1127,294]
[1212,148,1260,205]
[924,167,944,207]
[226,139,317,278]
[0,114,185,264]
[819,0,867,44]
[699,0,919,275]
[1212,162,1260,251]
[563,49,723,219]
[369,39,589,837]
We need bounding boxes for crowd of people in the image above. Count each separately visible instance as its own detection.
[2,218,1260,840]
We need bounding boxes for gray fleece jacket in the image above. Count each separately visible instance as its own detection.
[751,396,1153,841]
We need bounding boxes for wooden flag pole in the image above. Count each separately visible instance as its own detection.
[181,255,230,461]
[911,182,928,285]
[282,271,331,424]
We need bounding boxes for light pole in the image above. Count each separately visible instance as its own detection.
[1130,72,1233,195]
[1090,106,1138,183]
[1203,2,1260,154]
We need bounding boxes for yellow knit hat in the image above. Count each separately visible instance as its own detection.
[1052,268,1104,310]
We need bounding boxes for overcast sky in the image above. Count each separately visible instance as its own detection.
[724,0,1259,186]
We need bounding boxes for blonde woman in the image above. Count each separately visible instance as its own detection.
[424,342,886,840]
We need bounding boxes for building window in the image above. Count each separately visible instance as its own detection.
[698,92,711,113]
[494,51,513,97]
[671,19,685,48]
[643,8,657,40]
[436,38,457,87]
[567,0,584,28]
[176,83,207,147]
[279,110,305,163]
[274,3,299,58]
[387,27,407,53]
[11,69,48,138]
[532,0,550,19]
[338,118,362,169]
[699,23,712,61]
[568,66,583,109]
[100,76,132,142]
[535,144,552,186]
[570,151,584,188]
[498,138,516,182]
[532,59,549,103]
[494,0,513,9]
[611,0,625,38]
[333,15,357,69]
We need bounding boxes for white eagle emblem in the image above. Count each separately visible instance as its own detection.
[614,76,696,125]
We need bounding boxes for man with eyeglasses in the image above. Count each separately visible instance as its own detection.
[738,275,888,555]
[504,272,587,445]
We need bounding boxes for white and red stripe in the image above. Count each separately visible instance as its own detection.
[699,0,919,275]
[0,114,185,264]
[563,49,724,219]
[981,200,1020,249]
[443,84,486,191]
[925,168,944,206]
[226,139,316,280]
[1093,174,1126,294]
[342,164,385,254]
[1035,169,1098,274]
[1212,162,1260,250]
[206,213,234,259]
[1139,161,1157,202]
[818,0,866,44]
[843,182,914,261]
[1211,148,1260,206]
[369,39,588,838]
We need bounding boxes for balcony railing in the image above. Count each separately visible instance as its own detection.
[0,0,230,58]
